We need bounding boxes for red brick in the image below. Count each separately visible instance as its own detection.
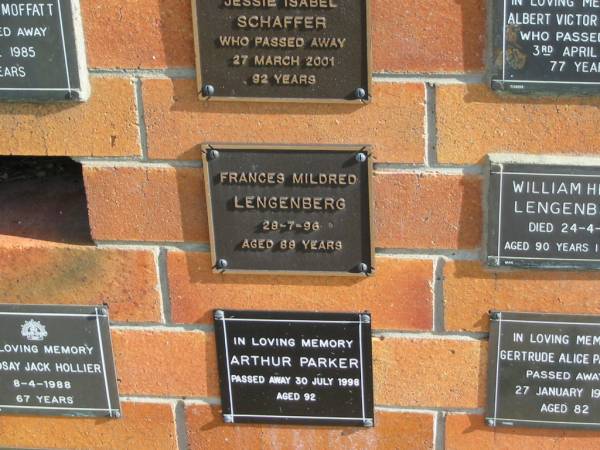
[374,173,482,249]
[186,404,433,450]
[83,166,207,242]
[437,84,600,164]
[373,337,485,408]
[142,80,425,163]
[444,261,600,332]
[446,414,600,449]
[0,402,177,449]
[0,239,160,322]
[169,252,433,330]
[0,78,139,157]
[373,0,485,73]
[82,0,194,69]
[112,329,218,397]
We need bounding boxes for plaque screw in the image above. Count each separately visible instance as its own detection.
[361,314,371,324]
[203,84,215,97]
[354,87,367,99]
[363,418,374,427]
[486,418,495,427]
[223,414,234,423]
[358,262,369,273]
[217,259,228,270]
[113,410,121,419]
[490,311,500,321]
[208,149,220,160]
[214,310,225,320]
[355,152,367,163]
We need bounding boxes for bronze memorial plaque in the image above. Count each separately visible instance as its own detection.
[191,0,370,102]
[202,144,374,275]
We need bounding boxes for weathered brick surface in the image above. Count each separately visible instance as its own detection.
[168,252,433,330]
[0,402,177,449]
[437,84,600,164]
[0,239,160,322]
[444,261,600,332]
[186,405,434,450]
[373,338,486,408]
[374,173,482,249]
[446,414,600,449]
[142,80,425,163]
[112,329,218,397]
[0,79,139,157]
[372,0,485,73]
[83,166,207,242]
[82,0,194,69]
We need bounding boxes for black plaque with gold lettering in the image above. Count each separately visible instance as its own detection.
[0,304,120,417]
[202,144,374,275]
[214,309,374,426]
[0,0,89,101]
[191,0,370,102]
[491,0,600,93]
[487,311,600,429]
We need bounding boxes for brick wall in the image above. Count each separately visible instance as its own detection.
[2,0,600,449]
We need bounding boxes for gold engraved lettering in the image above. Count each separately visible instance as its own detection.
[291,173,357,185]
[254,55,301,67]
[223,0,277,7]
[309,37,346,48]
[272,73,316,85]
[283,0,338,7]
[236,15,327,30]
[232,195,345,210]
[220,172,285,184]
[254,36,305,48]
[301,240,343,251]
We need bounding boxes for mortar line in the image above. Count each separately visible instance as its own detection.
[435,411,447,450]
[109,323,487,340]
[157,248,172,323]
[134,77,149,161]
[175,400,190,450]
[75,158,203,168]
[89,68,485,84]
[433,257,446,332]
[425,83,437,167]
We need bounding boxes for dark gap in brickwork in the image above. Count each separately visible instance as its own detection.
[0,157,92,244]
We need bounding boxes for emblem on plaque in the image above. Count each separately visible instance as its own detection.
[21,319,48,341]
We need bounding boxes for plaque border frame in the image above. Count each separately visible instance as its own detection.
[213,309,375,426]
[201,143,375,276]
[190,0,372,104]
[484,153,600,270]
[487,310,600,429]
[0,0,91,102]
[489,0,600,94]
[0,304,121,418]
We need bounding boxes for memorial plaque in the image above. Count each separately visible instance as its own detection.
[491,0,600,93]
[202,144,374,275]
[191,0,370,102]
[0,0,89,101]
[486,156,600,269]
[487,311,600,429]
[213,309,374,426]
[0,304,120,417]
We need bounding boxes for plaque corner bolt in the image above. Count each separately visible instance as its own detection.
[489,311,500,321]
[358,262,369,273]
[112,410,121,419]
[202,84,215,97]
[363,418,374,427]
[486,418,495,427]
[223,414,234,423]
[354,87,367,100]
[214,309,225,320]
[360,313,371,324]
[216,258,228,270]
[208,149,220,160]
[355,152,368,163]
